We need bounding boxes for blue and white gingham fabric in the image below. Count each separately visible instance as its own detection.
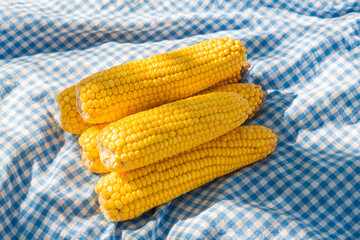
[1,0,359,239]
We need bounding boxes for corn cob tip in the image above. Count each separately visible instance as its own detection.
[252,88,267,118]
[197,83,266,119]
[209,61,251,88]
[81,152,109,173]
[79,124,109,173]
[240,62,251,81]
[56,86,92,135]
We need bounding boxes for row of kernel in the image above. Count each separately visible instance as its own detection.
[81,51,243,103]
[85,47,244,96]
[105,162,216,208]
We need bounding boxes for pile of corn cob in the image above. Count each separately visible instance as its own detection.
[56,37,278,222]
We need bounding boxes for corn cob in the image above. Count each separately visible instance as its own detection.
[76,37,247,124]
[98,92,251,172]
[78,124,109,173]
[55,62,250,135]
[56,86,92,134]
[95,125,278,222]
[199,83,266,119]
[82,83,265,174]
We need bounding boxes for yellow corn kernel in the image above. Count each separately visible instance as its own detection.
[95,125,278,222]
[98,92,251,172]
[56,86,92,134]
[78,123,109,173]
[76,37,247,124]
[198,83,266,119]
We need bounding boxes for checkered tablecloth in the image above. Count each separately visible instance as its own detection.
[1,0,359,239]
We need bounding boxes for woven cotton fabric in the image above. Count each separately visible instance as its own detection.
[1,0,360,239]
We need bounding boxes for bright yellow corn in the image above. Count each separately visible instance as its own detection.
[78,124,109,173]
[98,92,251,172]
[76,37,247,124]
[55,62,249,135]
[82,83,265,174]
[95,125,278,222]
[56,86,92,134]
[211,62,250,88]
[199,83,266,119]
